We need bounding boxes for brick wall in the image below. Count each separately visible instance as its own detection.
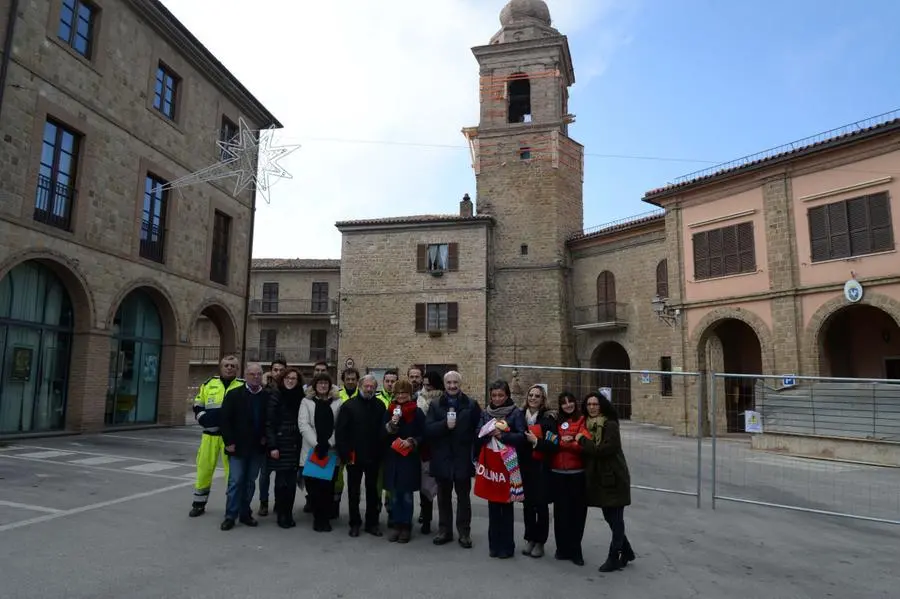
[0,0,274,433]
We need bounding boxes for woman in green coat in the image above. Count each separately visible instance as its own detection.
[577,389,636,573]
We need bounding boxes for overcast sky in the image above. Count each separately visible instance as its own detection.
[159,1,900,260]
[159,0,634,259]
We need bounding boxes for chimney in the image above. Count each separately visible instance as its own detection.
[460,193,473,217]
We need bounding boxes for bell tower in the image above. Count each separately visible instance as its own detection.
[463,0,584,398]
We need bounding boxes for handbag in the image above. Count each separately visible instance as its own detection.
[474,438,524,503]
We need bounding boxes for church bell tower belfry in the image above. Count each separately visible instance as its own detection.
[463,0,585,399]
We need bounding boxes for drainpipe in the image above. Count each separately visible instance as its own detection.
[0,0,20,120]
[240,184,256,367]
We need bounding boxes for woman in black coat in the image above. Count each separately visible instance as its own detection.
[579,390,635,572]
[265,368,304,529]
[519,384,559,558]
[382,378,425,543]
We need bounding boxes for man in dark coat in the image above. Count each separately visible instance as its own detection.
[336,373,387,537]
[219,362,271,531]
[424,370,482,548]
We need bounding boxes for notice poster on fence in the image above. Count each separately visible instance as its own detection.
[744,410,763,433]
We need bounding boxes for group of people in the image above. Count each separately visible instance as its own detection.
[189,356,636,573]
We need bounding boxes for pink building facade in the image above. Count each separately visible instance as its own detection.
[642,116,900,436]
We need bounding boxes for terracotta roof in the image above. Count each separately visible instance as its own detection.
[252,258,340,270]
[568,210,665,243]
[643,110,900,202]
[335,214,494,228]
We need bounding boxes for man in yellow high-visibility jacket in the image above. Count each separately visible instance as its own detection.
[332,367,360,518]
[375,369,399,524]
[189,355,244,517]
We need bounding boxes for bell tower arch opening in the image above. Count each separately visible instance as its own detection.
[465,0,585,398]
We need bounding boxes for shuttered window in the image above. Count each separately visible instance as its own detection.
[655,259,668,298]
[692,222,755,281]
[415,302,459,332]
[417,243,459,272]
[808,192,893,262]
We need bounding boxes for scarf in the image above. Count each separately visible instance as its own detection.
[525,408,540,426]
[486,398,516,420]
[389,399,418,423]
[585,415,606,444]
[313,397,335,444]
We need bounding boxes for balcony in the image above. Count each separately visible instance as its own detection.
[245,346,338,365]
[249,298,338,318]
[33,174,76,231]
[189,346,240,365]
[573,302,628,330]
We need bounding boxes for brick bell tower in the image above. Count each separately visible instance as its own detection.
[463,0,584,401]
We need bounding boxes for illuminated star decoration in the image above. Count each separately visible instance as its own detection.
[158,117,300,204]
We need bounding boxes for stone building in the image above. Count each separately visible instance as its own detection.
[332,0,900,451]
[189,258,341,385]
[0,0,279,435]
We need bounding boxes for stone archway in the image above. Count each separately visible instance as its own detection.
[188,301,239,363]
[0,252,96,434]
[590,341,632,419]
[804,292,900,378]
[106,280,181,427]
[692,308,770,434]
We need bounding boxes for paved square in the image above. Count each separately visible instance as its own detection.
[0,425,896,599]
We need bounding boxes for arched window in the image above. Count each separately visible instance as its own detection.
[507,73,531,123]
[656,259,669,299]
[596,271,616,322]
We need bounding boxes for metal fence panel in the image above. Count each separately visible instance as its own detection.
[711,372,900,526]
[497,364,703,507]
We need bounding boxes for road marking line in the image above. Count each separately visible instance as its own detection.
[102,434,198,447]
[0,454,199,481]
[68,456,130,466]
[0,500,63,514]
[14,450,76,459]
[123,462,181,473]
[5,444,193,466]
[0,481,196,533]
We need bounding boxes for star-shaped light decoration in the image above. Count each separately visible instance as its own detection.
[159,117,300,204]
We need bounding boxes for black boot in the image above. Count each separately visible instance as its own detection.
[598,549,626,573]
[622,537,636,563]
[277,511,292,529]
[189,503,205,517]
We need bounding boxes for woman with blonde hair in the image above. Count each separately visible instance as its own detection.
[519,384,558,558]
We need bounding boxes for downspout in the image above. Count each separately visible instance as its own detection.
[0,0,20,119]
[240,183,256,367]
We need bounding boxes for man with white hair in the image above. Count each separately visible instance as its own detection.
[336,373,387,537]
[424,370,482,548]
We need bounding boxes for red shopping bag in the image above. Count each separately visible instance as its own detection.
[529,424,545,460]
[474,442,512,503]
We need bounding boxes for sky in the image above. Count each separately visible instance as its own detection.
[160,0,900,259]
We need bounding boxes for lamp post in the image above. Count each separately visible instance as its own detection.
[652,295,680,327]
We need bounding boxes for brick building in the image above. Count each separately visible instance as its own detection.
[0,0,279,435]
[331,0,900,445]
[189,258,342,385]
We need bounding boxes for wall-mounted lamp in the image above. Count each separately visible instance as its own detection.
[329,312,339,327]
[651,295,680,327]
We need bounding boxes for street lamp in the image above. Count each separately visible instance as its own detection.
[651,295,680,327]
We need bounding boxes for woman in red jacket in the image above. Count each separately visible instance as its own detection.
[550,391,590,566]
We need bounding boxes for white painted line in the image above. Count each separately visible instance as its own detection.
[123,462,181,473]
[6,444,193,466]
[103,434,198,447]
[68,456,130,466]
[0,499,63,514]
[0,454,198,481]
[14,450,75,459]
[0,481,196,533]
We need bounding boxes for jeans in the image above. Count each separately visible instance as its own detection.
[258,465,271,502]
[225,452,264,521]
[347,462,382,528]
[389,491,414,526]
[488,502,515,556]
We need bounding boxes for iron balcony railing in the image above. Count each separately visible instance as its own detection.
[244,346,338,365]
[189,346,242,364]
[572,302,627,327]
[249,298,338,316]
[33,174,76,230]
